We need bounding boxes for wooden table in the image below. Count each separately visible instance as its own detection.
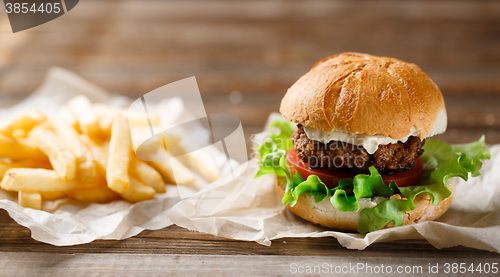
[1,1,500,275]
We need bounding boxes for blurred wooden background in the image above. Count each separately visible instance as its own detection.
[0,0,499,147]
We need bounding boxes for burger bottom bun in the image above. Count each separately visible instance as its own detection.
[275,176,454,231]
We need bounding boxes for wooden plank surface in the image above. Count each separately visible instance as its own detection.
[1,210,497,256]
[1,252,500,277]
[0,0,500,275]
[1,209,499,275]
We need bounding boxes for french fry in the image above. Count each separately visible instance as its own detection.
[67,95,100,138]
[78,135,108,176]
[0,159,52,180]
[94,105,161,138]
[101,140,110,154]
[39,191,67,201]
[48,116,97,182]
[148,149,196,185]
[0,110,46,138]
[129,157,165,193]
[1,168,101,192]
[161,132,182,155]
[14,158,52,169]
[131,126,165,162]
[93,104,121,137]
[67,186,120,203]
[12,110,46,132]
[162,132,221,182]
[18,191,42,210]
[106,116,131,193]
[0,163,13,180]
[58,106,79,131]
[12,129,27,139]
[0,99,170,206]
[183,149,221,183]
[130,113,160,127]
[29,127,77,180]
[130,126,160,152]
[0,134,46,160]
[120,177,155,203]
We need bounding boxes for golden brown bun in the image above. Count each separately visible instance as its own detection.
[276,176,454,231]
[280,52,446,140]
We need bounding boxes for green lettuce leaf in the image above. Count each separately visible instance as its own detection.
[293,174,331,204]
[330,179,359,213]
[256,119,294,162]
[420,136,490,177]
[328,168,397,213]
[358,199,415,233]
[358,136,490,232]
[255,119,491,233]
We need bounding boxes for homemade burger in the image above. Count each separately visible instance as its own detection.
[256,52,490,233]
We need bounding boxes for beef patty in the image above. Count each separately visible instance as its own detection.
[291,124,424,175]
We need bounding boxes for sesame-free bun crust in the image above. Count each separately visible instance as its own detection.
[276,176,454,231]
[280,52,446,140]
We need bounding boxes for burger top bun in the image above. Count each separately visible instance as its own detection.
[280,52,447,141]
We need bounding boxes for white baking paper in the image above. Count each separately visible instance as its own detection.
[0,67,228,246]
[2,68,499,252]
[169,114,500,252]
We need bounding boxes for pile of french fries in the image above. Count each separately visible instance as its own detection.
[0,95,221,210]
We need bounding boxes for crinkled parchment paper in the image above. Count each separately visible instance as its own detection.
[169,114,500,252]
[2,68,499,252]
[0,67,225,246]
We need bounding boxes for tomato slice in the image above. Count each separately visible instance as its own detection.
[286,148,422,189]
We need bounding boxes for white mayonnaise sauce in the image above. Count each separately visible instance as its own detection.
[302,108,447,155]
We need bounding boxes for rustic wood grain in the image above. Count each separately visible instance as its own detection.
[1,252,500,276]
[0,0,499,97]
[0,210,498,257]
